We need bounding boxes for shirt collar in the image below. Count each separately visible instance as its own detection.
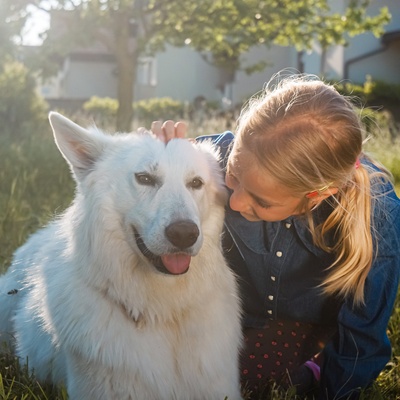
[225,200,335,259]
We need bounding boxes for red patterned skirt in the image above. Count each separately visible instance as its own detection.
[240,319,334,396]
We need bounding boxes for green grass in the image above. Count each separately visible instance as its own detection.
[0,129,74,273]
[0,116,399,399]
[0,347,68,400]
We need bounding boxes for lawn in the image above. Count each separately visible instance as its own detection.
[0,114,399,399]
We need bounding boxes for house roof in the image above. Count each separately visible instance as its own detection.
[381,30,400,45]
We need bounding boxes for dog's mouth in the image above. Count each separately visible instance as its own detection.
[132,227,190,275]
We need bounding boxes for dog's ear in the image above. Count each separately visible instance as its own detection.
[49,112,108,181]
[195,141,229,207]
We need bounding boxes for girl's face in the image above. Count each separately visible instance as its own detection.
[225,149,305,222]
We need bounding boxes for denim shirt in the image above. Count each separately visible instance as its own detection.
[198,132,400,399]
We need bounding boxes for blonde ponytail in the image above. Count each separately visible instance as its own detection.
[310,164,373,305]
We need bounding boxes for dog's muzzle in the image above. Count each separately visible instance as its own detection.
[132,220,199,275]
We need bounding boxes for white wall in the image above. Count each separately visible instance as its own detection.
[153,44,297,105]
[232,45,296,104]
[154,46,221,102]
[62,59,118,99]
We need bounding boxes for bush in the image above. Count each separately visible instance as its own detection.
[82,96,118,128]
[360,108,400,186]
[333,77,400,117]
[334,81,366,100]
[364,76,400,103]
[0,59,48,136]
[133,97,184,126]
[83,96,186,129]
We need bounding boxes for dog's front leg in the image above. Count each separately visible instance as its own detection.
[65,351,160,400]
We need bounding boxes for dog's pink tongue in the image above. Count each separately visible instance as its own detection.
[161,254,191,274]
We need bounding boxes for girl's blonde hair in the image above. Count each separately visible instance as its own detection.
[234,74,391,306]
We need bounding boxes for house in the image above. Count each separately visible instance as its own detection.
[37,0,400,111]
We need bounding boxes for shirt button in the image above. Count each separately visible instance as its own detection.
[268,295,274,301]
[267,310,273,315]
[271,276,276,281]
[276,251,283,257]
[285,222,291,229]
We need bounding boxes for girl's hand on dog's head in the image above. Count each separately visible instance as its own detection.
[151,120,187,143]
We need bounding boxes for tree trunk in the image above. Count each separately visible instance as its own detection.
[319,47,327,77]
[116,53,135,132]
[114,11,137,132]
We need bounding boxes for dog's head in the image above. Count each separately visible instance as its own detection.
[49,112,228,276]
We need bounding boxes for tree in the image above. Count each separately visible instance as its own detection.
[23,0,390,131]
[301,0,391,75]
[0,0,31,62]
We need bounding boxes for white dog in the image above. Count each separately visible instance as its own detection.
[0,113,242,400]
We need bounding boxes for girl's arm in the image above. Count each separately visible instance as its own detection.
[320,197,400,399]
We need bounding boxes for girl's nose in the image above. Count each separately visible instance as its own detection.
[225,172,252,213]
[229,187,251,213]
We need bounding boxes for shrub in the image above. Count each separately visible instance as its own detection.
[133,97,184,126]
[364,76,400,103]
[334,81,366,100]
[83,96,186,129]
[361,109,400,186]
[0,59,48,136]
[333,76,400,115]
[82,96,118,128]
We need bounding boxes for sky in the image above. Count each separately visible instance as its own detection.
[22,6,50,46]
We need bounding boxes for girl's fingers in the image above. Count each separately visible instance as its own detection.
[162,120,176,142]
[151,120,188,142]
[151,121,164,141]
[175,121,188,138]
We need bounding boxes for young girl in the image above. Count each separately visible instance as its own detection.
[152,74,400,399]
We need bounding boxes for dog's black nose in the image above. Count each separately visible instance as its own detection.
[165,220,200,249]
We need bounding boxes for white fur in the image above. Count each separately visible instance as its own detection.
[0,113,243,400]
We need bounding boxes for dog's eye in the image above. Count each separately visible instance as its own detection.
[188,177,204,190]
[135,173,156,186]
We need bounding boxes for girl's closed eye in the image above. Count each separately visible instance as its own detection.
[254,197,272,209]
